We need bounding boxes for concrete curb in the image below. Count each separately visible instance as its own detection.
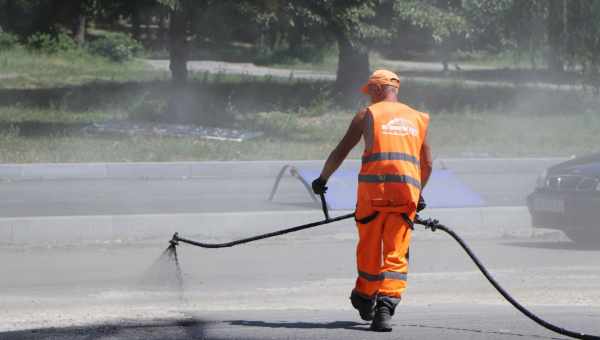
[0,161,334,181]
[0,158,566,181]
[0,207,537,246]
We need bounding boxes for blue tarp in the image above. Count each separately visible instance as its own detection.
[294,168,484,210]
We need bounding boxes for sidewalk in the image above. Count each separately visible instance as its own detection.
[0,158,565,181]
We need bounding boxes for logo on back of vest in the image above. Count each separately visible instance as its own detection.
[381,118,418,137]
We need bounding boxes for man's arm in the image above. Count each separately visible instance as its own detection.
[319,110,366,181]
[419,133,433,188]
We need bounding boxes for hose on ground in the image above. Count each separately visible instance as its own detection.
[415,216,600,340]
[170,201,599,339]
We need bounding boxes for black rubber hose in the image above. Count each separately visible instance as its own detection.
[171,209,599,339]
[172,212,355,248]
[320,193,330,221]
[414,217,600,340]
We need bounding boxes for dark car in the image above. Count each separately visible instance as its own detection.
[527,153,600,243]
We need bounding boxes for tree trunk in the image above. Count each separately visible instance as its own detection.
[442,60,449,72]
[144,12,152,40]
[159,12,168,46]
[5,0,15,32]
[547,0,565,72]
[565,0,582,71]
[335,35,370,99]
[167,8,191,122]
[288,16,304,57]
[529,39,537,70]
[73,14,86,45]
[132,4,142,41]
[169,9,189,86]
[42,0,62,34]
[46,0,81,36]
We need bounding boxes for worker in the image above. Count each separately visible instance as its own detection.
[312,69,432,332]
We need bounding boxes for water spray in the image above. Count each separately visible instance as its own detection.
[140,238,184,294]
[168,193,599,339]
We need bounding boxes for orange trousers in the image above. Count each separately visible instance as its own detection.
[353,208,412,301]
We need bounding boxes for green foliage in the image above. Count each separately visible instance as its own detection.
[156,0,179,10]
[593,1,600,33]
[87,32,144,62]
[294,0,388,50]
[156,0,199,11]
[26,32,78,54]
[0,106,124,124]
[571,0,600,76]
[128,93,168,122]
[0,46,154,89]
[237,0,388,60]
[393,0,468,44]
[0,31,20,50]
[462,0,512,51]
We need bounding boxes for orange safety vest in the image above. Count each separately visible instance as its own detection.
[358,101,429,213]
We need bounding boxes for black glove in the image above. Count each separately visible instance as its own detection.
[417,195,426,212]
[311,177,328,195]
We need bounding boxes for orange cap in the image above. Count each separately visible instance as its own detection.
[361,69,400,94]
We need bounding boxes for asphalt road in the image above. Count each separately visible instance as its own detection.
[0,158,563,217]
[4,158,598,339]
[1,228,599,338]
[3,307,600,340]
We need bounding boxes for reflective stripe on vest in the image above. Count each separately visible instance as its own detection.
[361,152,420,166]
[358,270,408,282]
[358,174,421,190]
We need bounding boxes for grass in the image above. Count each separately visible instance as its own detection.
[1,106,600,163]
[0,106,125,123]
[0,47,165,89]
[428,111,600,157]
[0,133,339,163]
[1,46,599,163]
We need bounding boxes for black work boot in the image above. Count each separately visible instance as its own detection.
[370,299,396,332]
[350,290,375,321]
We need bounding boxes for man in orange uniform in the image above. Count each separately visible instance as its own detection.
[312,70,432,332]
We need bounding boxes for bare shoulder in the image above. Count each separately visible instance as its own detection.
[355,107,370,121]
[357,107,368,116]
[341,108,369,139]
[351,108,372,133]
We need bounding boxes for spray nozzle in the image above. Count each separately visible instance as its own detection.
[170,232,180,247]
[415,215,441,232]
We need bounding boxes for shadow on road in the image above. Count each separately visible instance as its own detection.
[0,319,210,340]
[229,319,367,331]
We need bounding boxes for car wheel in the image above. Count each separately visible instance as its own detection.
[564,228,600,245]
